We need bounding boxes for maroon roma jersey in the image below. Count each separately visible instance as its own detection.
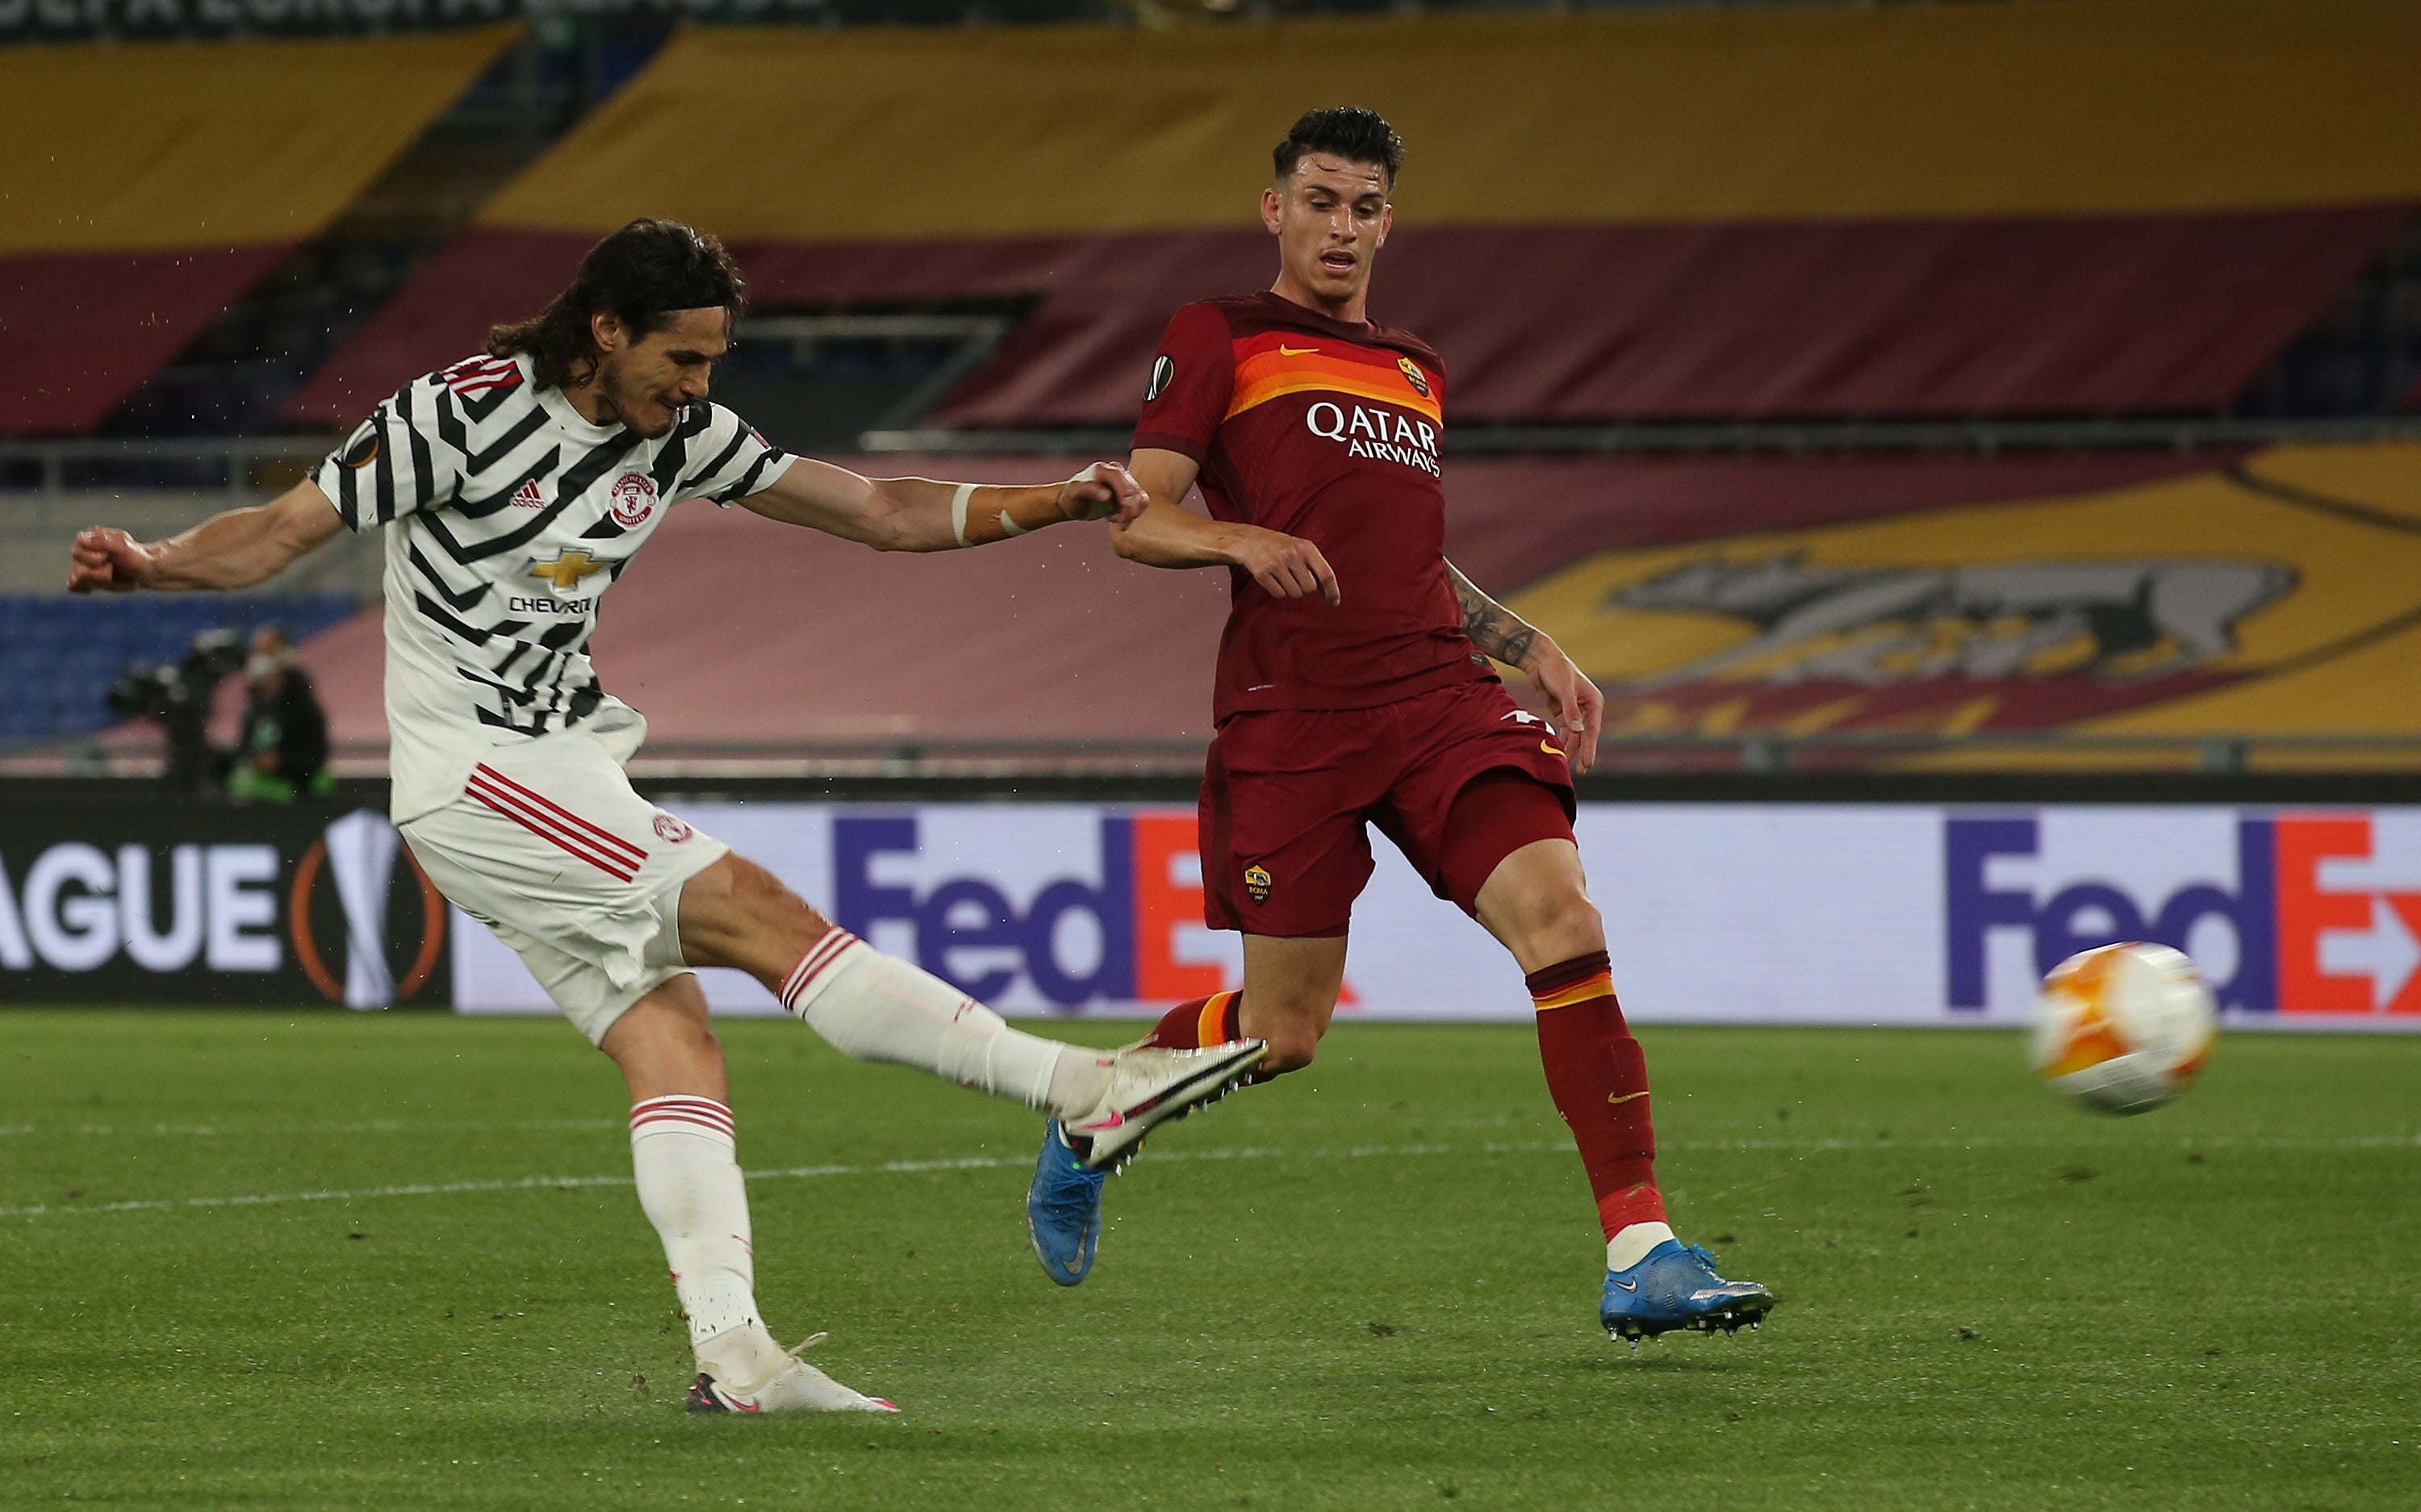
[1133,291,1491,721]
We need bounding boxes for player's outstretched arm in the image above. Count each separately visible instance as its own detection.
[1107,449,1342,606]
[740,456,1144,551]
[66,482,343,594]
[1446,560,1604,775]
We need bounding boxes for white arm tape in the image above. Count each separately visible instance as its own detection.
[958,464,1103,546]
[1062,462,1113,522]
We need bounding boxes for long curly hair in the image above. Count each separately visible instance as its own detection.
[487,219,746,391]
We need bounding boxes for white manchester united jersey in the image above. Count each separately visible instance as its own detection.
[314,352,792,822]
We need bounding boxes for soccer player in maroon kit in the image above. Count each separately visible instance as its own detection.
[1024,108,1772,1341]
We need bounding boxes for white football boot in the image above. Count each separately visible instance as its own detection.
[685,1334,899,1414]
[1063,1038,1267,1172]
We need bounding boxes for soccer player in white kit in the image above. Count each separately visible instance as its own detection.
[65,219,1265,1414]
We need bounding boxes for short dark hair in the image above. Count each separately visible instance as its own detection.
[1273,107,1403,188]
[487,218,746,391]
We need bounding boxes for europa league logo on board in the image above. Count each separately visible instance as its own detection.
[288,811,447,1009]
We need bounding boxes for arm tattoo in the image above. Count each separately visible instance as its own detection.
[1446,561,1540,668]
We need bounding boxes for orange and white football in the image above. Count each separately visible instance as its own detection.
[2030,942,2218,1115]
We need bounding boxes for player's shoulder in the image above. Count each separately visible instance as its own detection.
[675,398,780,461]
[1358,317,1445,376]
[420,351,532,402]
[1158,297,1248,347]
[687,396,755,436]
[373,353,535,431]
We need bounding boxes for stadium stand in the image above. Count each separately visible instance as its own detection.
[0,27,517,436]
[0,594,354,745]
[257,444,2421,771]
[15,2,2421,775]
[1500,443,2421,767]
[295,2,2421,428]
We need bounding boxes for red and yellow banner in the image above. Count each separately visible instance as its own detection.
[1506,443,2421,764]
[0,27,517,435]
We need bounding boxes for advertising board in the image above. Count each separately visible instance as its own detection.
[0,807,449,1007]
[449,802,2421,1030]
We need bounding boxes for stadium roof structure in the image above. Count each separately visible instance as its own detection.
[296,0,2421,429]
[0,25,518,436]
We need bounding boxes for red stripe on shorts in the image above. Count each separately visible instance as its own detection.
[472,764,646,866]
[470,764,644,861]
[466,773,639,881]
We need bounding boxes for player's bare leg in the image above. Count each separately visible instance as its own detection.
[1129,933,1348,1070]
[1472,838,1772,1341]
[1470,838,1602,973]
[601,975,727,1103]
[1236,934,1350,1072]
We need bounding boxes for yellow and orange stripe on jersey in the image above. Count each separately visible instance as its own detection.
[1223,330,1444,426]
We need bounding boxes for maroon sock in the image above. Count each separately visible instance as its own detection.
[1528,950,1666,1238]
[1139,991,1242,1050]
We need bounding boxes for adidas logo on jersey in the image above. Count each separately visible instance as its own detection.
[509,479,546,509]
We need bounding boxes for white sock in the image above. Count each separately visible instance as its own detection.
[629,1096,781,1383]
[1607,1221,1676,1272]
[779,929,1110,1117]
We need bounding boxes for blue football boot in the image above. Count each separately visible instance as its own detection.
[1600,1239,1775,1343]
[1027,1120,1106,1286]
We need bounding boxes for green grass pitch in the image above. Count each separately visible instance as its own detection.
[3,1009,2416,1510]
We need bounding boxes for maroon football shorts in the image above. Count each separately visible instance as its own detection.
[1199,677,1578,938]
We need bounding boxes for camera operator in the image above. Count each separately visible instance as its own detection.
[106,628,245,800]
[225,625,330,804]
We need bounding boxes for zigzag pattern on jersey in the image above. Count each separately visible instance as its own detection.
[323,353,790,743]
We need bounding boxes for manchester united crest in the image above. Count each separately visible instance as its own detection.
[608,471,658,528]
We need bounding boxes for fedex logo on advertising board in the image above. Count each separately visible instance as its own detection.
[1946,812,2421,1015]
[832,812,1235,1009]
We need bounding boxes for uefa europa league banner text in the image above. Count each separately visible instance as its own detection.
[0,805,449,1008]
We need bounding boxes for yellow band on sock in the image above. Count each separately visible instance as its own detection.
[1532,972,1615,1012]
[1198,990,1239,1045]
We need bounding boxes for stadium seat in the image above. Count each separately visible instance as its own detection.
[0,593,360,745]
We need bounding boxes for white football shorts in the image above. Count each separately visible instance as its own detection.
[399,712,729,1045]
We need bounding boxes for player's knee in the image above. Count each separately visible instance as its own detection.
[601,988,724,1093]
[1521,883,1605,963]
[1259,1029,1319,1074]
[1254,999,1332,1073]
[660,1014,723,1071]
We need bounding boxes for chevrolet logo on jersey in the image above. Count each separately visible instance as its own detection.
[525,548,611,592]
